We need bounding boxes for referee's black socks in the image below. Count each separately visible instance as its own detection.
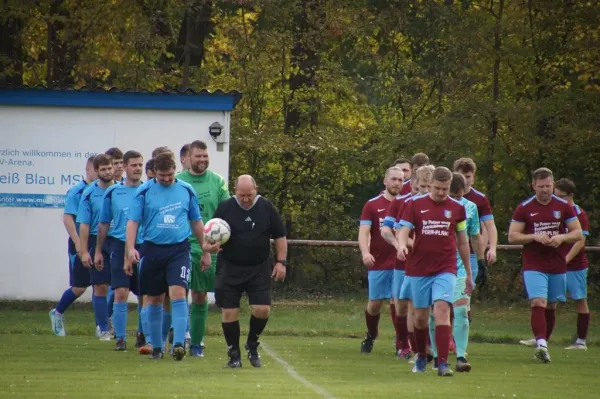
[222,320,241,352]
[248,315,269,344]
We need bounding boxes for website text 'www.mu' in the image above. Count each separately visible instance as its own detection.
[0,195,65,205]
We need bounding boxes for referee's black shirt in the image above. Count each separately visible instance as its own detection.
[213,195,286,266]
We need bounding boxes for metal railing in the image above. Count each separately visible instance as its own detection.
[285,240,600,252]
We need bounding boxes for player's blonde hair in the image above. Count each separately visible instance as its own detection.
[384,166,404,179]
[415,165,435,184]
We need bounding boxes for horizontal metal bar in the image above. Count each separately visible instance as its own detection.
[280,240,600,252]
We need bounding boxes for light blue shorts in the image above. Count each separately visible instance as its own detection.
[406,273,457,309]
[368,270,393,300]
[399,276,412,300]
[469,253,477,283]
[523,271,566,303]
[567,269,588,300]
[392,270,406,299]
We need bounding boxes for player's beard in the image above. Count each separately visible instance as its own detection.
[191,160,209,174]
[386,186,400,196]
[99,175,113,183]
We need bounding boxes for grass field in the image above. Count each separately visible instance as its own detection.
[0,298,598,398]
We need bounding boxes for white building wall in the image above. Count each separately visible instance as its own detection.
[0,105,230,302]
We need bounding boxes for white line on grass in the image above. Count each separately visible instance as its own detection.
[262,342,337,399]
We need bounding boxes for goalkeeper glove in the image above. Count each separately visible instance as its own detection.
[475,259,488,287]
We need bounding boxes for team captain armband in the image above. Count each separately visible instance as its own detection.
[456,220,467,232]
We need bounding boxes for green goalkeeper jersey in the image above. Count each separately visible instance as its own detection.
[177,169,230,245]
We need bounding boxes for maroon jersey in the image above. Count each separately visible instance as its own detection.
[400,180,412,196]
[360,194,396,271]
[463,187,493,254]
[383,193,412,270]
[565,204,590,271]
[399,194,467,277]
[511,195,578,274]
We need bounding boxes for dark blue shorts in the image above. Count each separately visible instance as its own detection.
[109,238,140,295]
[89,235,111,285]
[69,238,91,289]
[139,241,190,297]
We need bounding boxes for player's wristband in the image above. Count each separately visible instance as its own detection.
[276,260,288,266]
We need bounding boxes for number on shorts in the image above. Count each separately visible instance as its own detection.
[180,266,189,281]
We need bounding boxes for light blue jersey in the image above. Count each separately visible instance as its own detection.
[64,180,88,231]
[456,197,480,278]
[64,180,89,253]
[76,180,115,235]
[128,179,201,245]
[99,182,143,244]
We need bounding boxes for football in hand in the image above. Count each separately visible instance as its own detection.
[203,218,231,245]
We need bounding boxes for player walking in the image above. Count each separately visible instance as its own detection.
[177,140,230,357]
[126,152,213,360]
[49,156,97,336]
[397,167,473,376]
[358,166,404,354]
[77,154,117,340]
[508,168,582,362]
[96,151,145,351]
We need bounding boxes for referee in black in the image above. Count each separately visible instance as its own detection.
[210,174,287,368]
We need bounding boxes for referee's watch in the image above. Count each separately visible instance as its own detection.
[276,260,288,266]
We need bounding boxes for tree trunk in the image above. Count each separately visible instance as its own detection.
[278,0,325,238]
[284,0,324,135]
[46,0,78,86]
[180,10,193,89]
[174,0,214,88]
[486,0,504,205]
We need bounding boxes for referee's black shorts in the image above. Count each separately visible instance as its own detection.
[214,257,272,309]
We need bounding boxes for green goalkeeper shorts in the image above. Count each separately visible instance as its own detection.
[190,242,217,293]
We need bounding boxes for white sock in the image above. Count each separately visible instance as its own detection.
[576,338,586,345]
[536,338,548,348]
[185,331,191,339]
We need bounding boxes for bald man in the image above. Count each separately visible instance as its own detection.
[210,175,288,368]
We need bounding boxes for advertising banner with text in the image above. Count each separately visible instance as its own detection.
[0,131,108,208]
